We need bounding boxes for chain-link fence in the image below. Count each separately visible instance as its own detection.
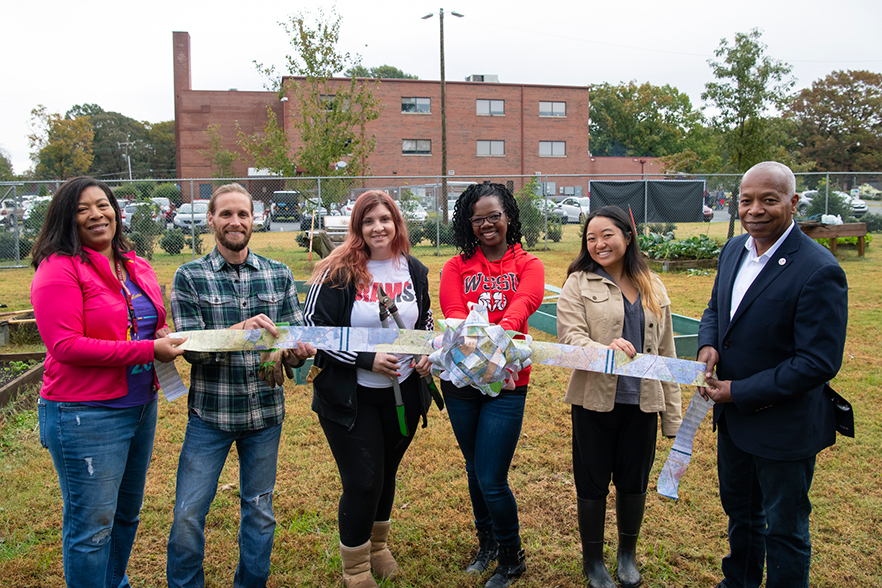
[2,172,880,268]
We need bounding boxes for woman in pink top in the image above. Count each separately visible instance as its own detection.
[31,177,184,588]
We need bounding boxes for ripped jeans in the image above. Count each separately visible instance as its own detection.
[167,413,282,588]
[39,397,158,588]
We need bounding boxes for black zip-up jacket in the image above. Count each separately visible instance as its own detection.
[303,255,433,430]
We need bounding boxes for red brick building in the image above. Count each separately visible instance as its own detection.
[173,32,657,197]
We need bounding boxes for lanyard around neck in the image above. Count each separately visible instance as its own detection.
[115,259,139,339]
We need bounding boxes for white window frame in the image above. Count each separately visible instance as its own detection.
[539,141,566,157]
[401,97,431,114]
[477,140,505,157]
[476,99,505,116]
[539,101,567,117]
[402,139,432,155]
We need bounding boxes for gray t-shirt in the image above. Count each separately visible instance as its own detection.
[595,268,645,405]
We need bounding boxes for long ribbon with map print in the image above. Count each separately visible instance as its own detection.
[169,306,709,391]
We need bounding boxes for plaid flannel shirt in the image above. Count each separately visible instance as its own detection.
[171,248,303,431]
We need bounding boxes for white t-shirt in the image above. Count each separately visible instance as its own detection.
[351,256,419,388]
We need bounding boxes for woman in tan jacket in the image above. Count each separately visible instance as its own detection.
[557,206,682,588]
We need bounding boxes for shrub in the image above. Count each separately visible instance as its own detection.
[406,219,423,246]
[128,231,152,259]
[159,229,185,255]
[23,201,50,237]
[861,213,882,233]
[421,218,454,247]
[545,218,562,242]
[185,232,204,255]
[0,232,33,261]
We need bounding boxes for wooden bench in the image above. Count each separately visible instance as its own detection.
[798,222,867,256]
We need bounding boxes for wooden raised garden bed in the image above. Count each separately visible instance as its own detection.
[0,352,45,408]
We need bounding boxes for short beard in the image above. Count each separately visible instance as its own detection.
[216,229,251,252]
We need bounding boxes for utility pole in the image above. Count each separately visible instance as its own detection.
[118,136,134,181]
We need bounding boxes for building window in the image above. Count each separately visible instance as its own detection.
[477,140,505,156]
[402,97,431,114]
[320,94,335,111]
[476,99,504,116]
[402,139,432,155]
[539,101,566,117]
[539,141,566,157]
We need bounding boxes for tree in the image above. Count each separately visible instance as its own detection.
[145,121,177,178]
[589,81,702,157]
[238,106,299,177]
[701,28,795,237]
[66,104,149,180]
[345,64,418,79]
[702,29,795,172]
[247,7,383,197]
[0,147,14,180]
[787,70,882,174]
[202,124,238,179]
[28,105,94,180]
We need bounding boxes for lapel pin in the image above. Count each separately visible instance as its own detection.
[778,258,786,266]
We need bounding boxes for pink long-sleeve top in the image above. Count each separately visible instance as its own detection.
[31,247,167,402]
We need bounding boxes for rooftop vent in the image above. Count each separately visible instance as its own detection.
[465,74,499,83]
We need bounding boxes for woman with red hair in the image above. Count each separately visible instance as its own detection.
[304,190,434,588]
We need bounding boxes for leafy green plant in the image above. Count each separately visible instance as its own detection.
[638,233,722,260]
[545,218,562,243]
[421,219,454,247]
[159,229,185,255]
[185,232,204,255]
[861,213,882,233]
[405,219,423,246]
[0,232,33,261]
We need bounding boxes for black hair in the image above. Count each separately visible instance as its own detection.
[567,205,662,317]
[452,182,523,259]
[31,176,132,268]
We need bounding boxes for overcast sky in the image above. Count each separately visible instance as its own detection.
[3,0,881,175]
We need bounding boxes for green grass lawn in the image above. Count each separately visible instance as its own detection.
[0,228,878,587]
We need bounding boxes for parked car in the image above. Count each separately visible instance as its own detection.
[272,190,302,221]
[341,199,357,216]
[173,201,210,233]
[394,199,428,221]
[798,190,868,218]
[554,196,591,224]
[121,202,163,232]
[253,201,272,232]
[0,199,25,228]
[703,204,714,222]
[151,197,175,223]
[22,196,52,222]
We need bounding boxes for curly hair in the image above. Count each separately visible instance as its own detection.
[310,190,410,289]
[452,182,522,260]
[31,176,131,268]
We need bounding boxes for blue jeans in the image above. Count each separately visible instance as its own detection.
[718,420,816,588]
[444,391,526,547]
[166,414,282,588]
[38,397,157,588]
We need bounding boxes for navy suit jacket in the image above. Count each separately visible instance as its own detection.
[697,225,848,460]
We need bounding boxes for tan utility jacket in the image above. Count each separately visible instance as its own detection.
[557,270,682,437]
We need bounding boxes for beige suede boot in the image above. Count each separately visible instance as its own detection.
[340,540,379,588]
[370,520,399,580]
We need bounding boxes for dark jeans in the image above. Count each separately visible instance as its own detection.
[571,403,658,500]
[319,373,422,547]
[718,419,816,588]
[443,387,526,547]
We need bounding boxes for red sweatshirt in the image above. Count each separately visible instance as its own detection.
[440,243,545,386]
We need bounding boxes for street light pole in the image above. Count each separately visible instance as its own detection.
[423,8,463,224]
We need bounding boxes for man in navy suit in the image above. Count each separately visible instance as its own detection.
[697,161,848,588]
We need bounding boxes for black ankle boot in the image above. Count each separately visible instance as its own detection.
[484,540,526,588]
[615,492,646,588]
[465,527,498,574]
[578,497,615,588]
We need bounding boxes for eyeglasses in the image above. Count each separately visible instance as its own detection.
[469,212,504,227]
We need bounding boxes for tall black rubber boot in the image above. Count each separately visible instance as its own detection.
[465,526,498,574]
[577,497,615,588]
[615,491,647,588]
[484,538,526,588]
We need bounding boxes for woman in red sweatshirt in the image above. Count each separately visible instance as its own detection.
[439,182,544,588]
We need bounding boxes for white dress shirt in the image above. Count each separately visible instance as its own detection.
[730,221,796,320]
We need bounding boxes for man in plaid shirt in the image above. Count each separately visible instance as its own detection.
[167,184,314,588]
